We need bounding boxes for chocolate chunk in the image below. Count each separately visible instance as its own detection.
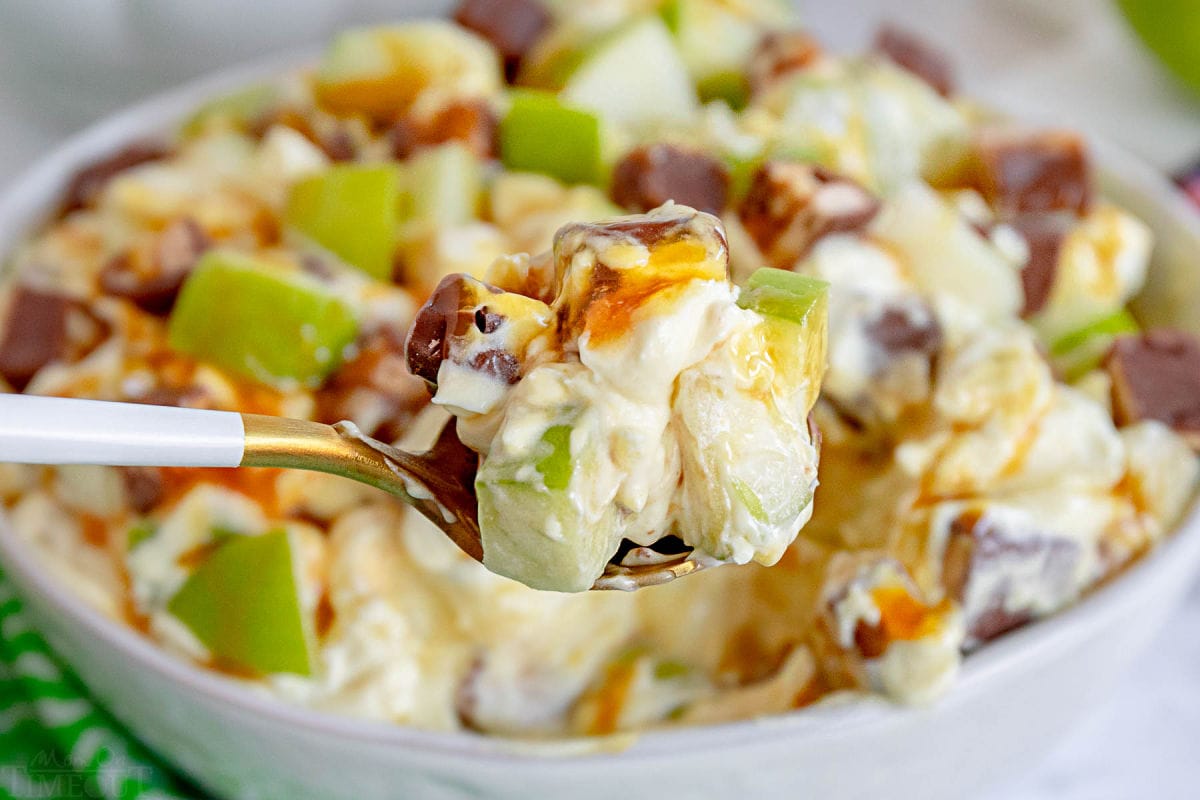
[405,274,508,386]
[740,162,881,269]
[468,349,521,384]
[0,289,70,390]
[972,129,1092,216]
[864,306,942,359]
[943,511,1081,647]
[1106,330,1200,448]
[1006,213,1072,317]
[406,275,469,384]
[392,100,498,161]
[454,0,551,81]
[120,467,165,514]
[100,218,211,313]
[319,128,357,162]
[317,332,430,442]
[474,307,504,334]
[129,384,214,410]
[59,143,170,215]
[748,30,823,95]
[966,605,1033,644]
[873,24,955,97]
[610,144,730,216]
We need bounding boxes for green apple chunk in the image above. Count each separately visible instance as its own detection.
[660,0,762,103]
[313,23,501,121]
[697,71,750,110]
[285,164,400,280]
[181,84,280,138]
[500,91,604,185]
[476,413,622,593]
[169,250,359,387]
[737,268,829,325]
[398,142,484,234]
[167,529,311,676]
[1051,309,1139,381]
[1117,0,1200,96]
[737,268,829,409]
[675,354,817,565]
[560,16,698,129]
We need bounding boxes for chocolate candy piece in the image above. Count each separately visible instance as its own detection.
[1106,330,1200,448]
[129,384,215,410]
[864,305,943,360]
[610,144,730,216]
[120,467,165,514]
[1006,213,1073,317]
[454,0,551,81]
[391,100,499,161]
[873,24,955,97]
[405,274,479,385]
[942,510,1081,647]
[317,331,430,442]
[100,218,211,314]
[748,30,823,95]
[973,129,1092,216]
[59,143,170,215]
[739,162,880,269]
[0,288,71,390]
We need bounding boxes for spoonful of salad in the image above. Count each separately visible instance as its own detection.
[0,206,828,592]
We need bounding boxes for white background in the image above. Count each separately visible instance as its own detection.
[0,1,1197,797]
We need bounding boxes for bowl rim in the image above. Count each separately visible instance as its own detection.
[2,48,1200,766]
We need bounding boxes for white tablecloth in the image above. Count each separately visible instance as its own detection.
[0,2,1197,797]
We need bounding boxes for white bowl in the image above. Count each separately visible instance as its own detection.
[2,55,1200,800]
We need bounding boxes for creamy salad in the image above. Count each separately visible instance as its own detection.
[409,205,824,591]
[2,0,1199,737]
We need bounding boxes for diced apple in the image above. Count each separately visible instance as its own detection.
[167,529,311,676]
[476,397,622,593]
[313,22,502,121]
[660,0,767,101]
[499,91,605,185]
[286,164,400,280]
[560,17,698,129]
[181,84,281,138]
[872,182,1022,320]
[169,250,359,386]
[1051,308,1139,381]
[675,343,819,565]
[737,267,829,409]
[398,142,484,234]
[697,71,750,110]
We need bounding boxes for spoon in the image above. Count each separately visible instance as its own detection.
[0,394,709,590]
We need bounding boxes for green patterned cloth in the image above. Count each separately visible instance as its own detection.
[0,567,197,800]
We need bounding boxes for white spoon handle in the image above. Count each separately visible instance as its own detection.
[0,394,245,467]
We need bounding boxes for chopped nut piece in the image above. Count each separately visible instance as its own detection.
[739,162,880,269]
[873,24,954,97]
[1106,330,1200,448]
[100,218,211,313]
[610,144,730,216]
[59,142,171,215]
[454,0,551,81]
[391,100,499,161]
[972,129,1092,216]
[748,30,823,95]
